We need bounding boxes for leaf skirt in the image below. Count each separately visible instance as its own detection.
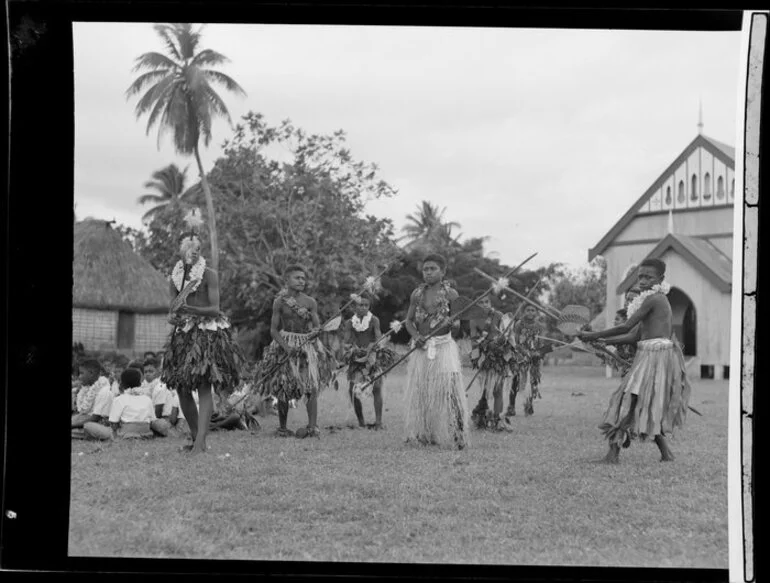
[161,315,245,398]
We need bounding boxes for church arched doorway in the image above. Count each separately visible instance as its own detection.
[668,287,696,356]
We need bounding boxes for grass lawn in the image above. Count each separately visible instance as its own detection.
[69,364,728,567]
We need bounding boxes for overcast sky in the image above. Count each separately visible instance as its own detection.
[73,22,743,270]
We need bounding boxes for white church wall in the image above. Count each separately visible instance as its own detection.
[615,206,734,243]
[659,249,731,367]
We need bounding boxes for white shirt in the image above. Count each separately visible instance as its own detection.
[109,393,157,424]
[91,383,114,418]
[144,378,170,408]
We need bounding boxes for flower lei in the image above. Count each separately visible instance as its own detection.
[625,281,671,319]
[351,311,373,333]
[76,376,110,414]
[171,257,206,293]
[125,385,150,397]
[414,280,452,329]
[278,289,311,320]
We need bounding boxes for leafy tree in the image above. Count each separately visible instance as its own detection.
[126,22,245,273]
[545,256,607,322]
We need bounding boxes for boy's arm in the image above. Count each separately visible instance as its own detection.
[580,296,655,341]
[404,289,424,345]
[110,422,120,439]
[372,316,382,343]
[309,297,321,331]
[601,324,642,346]
[270,298,292,353]
[154,404,164,418]
[169,407,179,425]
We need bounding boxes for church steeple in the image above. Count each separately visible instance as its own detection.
[697,98,704,135]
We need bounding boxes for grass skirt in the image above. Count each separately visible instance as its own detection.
[161,314,245,398]
[403,334,470,449]
[258,331,337,403]
[599,338,691,447]
[345,346,398,400]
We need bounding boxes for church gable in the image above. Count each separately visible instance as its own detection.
[589,134,735,261]
[615,233,732,295]
[636,137,735,215]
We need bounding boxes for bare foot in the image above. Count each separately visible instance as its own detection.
[189,445,207,456]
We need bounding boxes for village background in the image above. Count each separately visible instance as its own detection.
[70,22,740,568]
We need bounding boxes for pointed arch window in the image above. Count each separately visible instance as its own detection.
[716,176,725,200]
[703,172,711,199]
[691,174,698,201]
[665,185,672,206]
[678,180,685,204]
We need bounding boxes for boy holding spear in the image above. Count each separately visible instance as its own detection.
[402,254,470,449]
[578,258,692,463]
[342,292,397,429]
[259,265,337,438]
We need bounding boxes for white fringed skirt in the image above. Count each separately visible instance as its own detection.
[403,334,470,449]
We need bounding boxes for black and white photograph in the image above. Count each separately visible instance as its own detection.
[5,5,762,578]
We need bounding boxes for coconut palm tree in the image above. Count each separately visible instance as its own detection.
[401,200,462,248]
[137,163,198,223]
[126,22,246,272]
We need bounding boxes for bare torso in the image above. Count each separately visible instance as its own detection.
[278,293,315,334]
[637,294,673,340]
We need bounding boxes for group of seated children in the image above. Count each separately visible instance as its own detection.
[71,356,191,441]
[71,355,262,442]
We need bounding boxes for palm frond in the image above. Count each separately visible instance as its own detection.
[153,23,183,62]
[125,69,172,99]
[131,51,178,72]
[175,23,202,60]
[191,49,229,67]
[137,194,169,205]
[144,82,178,137]
[141,203,168,223]
[201,69,246,96]
[132,74,177,119]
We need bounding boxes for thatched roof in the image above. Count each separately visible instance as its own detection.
[73,219,169,313]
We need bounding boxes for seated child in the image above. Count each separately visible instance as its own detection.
[71,359,112,430]
[108,368,167,439]
[142,357,171,435]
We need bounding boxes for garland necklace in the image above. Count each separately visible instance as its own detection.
[351,311,373,333]
[625,281,671,319]
[414,280,452,329]
[171,257,206,293]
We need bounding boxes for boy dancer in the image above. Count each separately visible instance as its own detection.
[403,254,469,450]
[578,258,691,463]
[507,305,549,417]
[342,293,396,429]
[469,296,513,431]
[161,217,245,455]
[260,265,336,438]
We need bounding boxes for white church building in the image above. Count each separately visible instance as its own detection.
[588,123,735,380]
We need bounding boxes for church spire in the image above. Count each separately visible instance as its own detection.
[697,98,704,135]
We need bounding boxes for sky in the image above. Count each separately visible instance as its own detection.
[73,22,743,270]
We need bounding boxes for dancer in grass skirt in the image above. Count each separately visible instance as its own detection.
[258,264,337,438]
[506,305,548,417]
[469,296,514,431]
[342,292,397,429]
[579,259,691,463]
[161,210,246,455]
[403,254,469,450]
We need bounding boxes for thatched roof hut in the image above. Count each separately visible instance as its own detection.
[73,219,169,313]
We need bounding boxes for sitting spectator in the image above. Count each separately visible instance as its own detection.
[109,368,168,439]
[142,358,170,420]
[71,359,112,430]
